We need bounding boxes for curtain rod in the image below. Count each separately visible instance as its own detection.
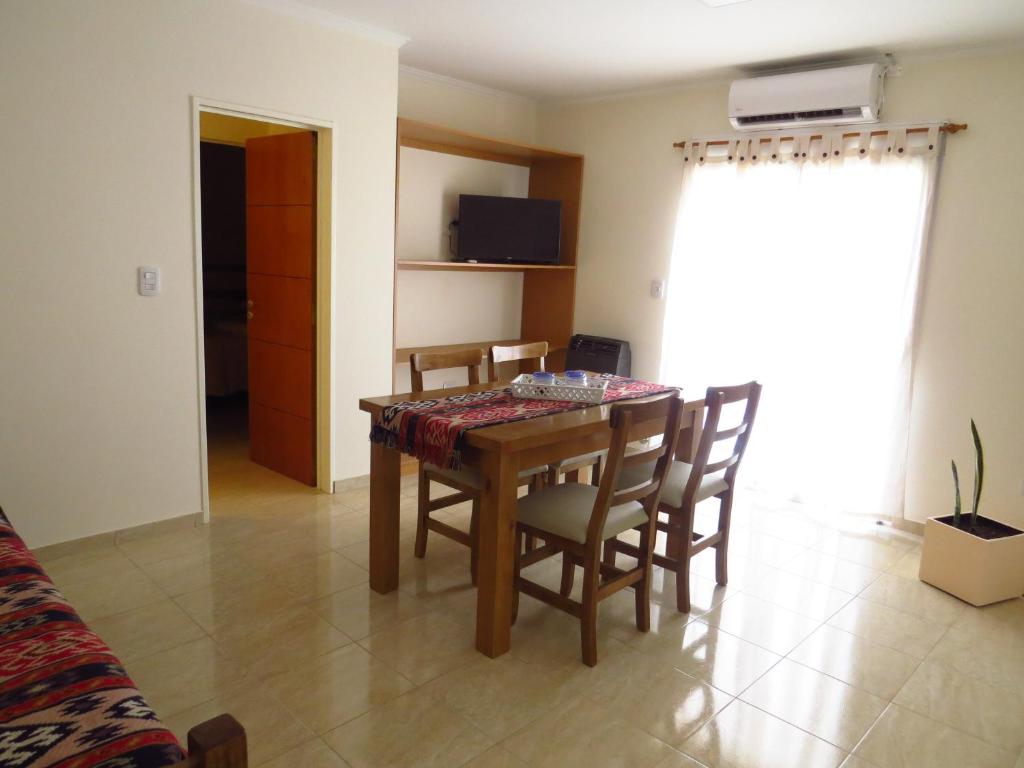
[672,122,967,149]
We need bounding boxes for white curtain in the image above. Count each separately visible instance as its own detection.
[661,127,942,519]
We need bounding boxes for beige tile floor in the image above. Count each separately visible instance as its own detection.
[36,413,1024,768]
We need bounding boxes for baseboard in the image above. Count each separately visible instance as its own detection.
[33,512,203,561]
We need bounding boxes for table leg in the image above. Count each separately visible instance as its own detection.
[369,441,401,593]
[475,450,517,657]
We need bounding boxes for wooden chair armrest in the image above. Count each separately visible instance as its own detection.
[172,713,247,768]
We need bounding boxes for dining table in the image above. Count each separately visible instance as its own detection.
[359,377,696,658]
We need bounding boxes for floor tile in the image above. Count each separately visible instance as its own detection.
[268,550,369,601]
[418,656,560,740]
[55,566,167,622]
[740,658,887,750]
[858,573,966,626]
[789,624,920,699]
[259,739,351,768]
[500,697,675,768]
[88,599,206,662]
[827,598,947,660]
[777,548,881,594]
[701,592,820,655]
[680,699,847,768]
[312,582,432,640]
[263,643,412,734]
[739,565,856,621]
[854,704,1017,768]
[461,746,529,768]
[357,611,479,685]
[162,683,313,767]
[653,751,710,768]
[172,578,298,636]
[212,603,352,679]
[323,687,495,768]
[135,549,265,597]
[893,660,1024,753]
[583,649,733,747]
[637,620,781,696]
[925,598,1024,696]
[126,637,250,718]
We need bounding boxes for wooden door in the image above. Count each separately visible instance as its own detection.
[245,131,316,485]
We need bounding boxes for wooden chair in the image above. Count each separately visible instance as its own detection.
[488,342,604,488]
[604,382,761,613]
[511,392,683,666]
[410,348,545,583]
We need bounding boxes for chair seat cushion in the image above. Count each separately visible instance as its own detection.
[617,460,729,508]
[427,463,543,491]
[516,483,649,544]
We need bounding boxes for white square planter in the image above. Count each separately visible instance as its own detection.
[919,515,1024,607]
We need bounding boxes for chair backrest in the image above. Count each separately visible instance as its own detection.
[409,348,484,393]
[586,392,683,547]
[488,341,548,382]
[684,381,761,501]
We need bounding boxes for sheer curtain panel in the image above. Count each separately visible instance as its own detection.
[661,126,944,519]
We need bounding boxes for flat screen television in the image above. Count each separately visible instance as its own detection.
[456,194,561,265]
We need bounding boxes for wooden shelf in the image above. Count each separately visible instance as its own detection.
[398,118,582,167]
[397,260,575,273]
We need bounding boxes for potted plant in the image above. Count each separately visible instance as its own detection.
[919,420,1024,606]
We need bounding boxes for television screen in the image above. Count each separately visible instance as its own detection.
[456,195,561,265]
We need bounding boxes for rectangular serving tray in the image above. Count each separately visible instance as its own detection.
[510,374,609,403]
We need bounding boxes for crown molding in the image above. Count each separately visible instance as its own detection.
[244,0,409,48]
[399,65,536,104]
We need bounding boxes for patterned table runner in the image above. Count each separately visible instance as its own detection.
[370,374,675,469]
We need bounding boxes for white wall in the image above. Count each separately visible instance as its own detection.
[398,68,538,143]
[0,0,399,547]
[538,50,1024,527]
[395,69,540,391]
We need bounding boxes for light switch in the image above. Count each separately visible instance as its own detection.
[650,279,667,300]
[138,266,161,296]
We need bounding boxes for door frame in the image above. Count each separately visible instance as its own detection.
[190,96,335,522]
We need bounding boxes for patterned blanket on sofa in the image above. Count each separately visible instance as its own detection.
[0,508,185,768]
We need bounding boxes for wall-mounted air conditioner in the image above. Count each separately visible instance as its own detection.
[728,63,885,130]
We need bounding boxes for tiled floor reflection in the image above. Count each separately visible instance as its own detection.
[35,420,1024,768]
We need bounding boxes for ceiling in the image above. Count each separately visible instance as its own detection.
[284,0,1024,100]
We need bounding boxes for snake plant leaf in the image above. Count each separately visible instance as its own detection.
[951,459,961,528]
[970,419,984,529]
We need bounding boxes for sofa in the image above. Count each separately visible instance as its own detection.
[0,508,246,768]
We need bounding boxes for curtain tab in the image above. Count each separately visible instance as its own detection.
[792,135,808,163]
[856,131,872,158]
[888,128,907,157]
[768,136,781,162]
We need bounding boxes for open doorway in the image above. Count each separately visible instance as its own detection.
[195,107,332,515]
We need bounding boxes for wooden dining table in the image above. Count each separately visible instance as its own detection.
[359,378,691,658]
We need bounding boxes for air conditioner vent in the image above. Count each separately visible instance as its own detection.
[734,107,864,127]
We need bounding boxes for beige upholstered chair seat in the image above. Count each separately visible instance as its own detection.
[516,483,649,544]
[427,463,544,490]
[617,460,728,507]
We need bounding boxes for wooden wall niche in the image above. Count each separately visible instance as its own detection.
[394,118,584,376]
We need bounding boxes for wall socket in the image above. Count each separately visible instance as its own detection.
[650,279,667,300]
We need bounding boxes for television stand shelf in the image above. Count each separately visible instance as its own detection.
[396,260,575,273]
